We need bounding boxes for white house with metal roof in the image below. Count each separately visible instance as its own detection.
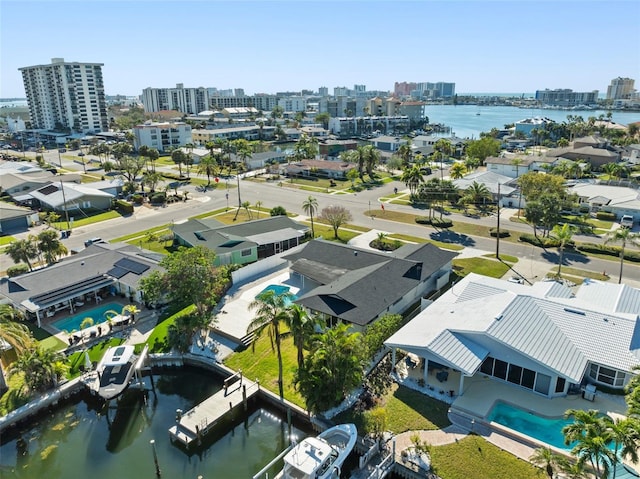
[385,274,640,399]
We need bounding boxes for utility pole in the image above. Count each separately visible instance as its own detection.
[60,180,71,231]
[495,183,501,259]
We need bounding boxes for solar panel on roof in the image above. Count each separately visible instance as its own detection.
[38,184,59,195]
[107,266,128,279]
[114,257,150,275]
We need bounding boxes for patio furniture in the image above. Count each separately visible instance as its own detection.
[436,371,449,383]
[46,309,55,318]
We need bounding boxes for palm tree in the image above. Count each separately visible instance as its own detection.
[604,227,640,284]
[10,347,67,393]
[0,305,34,391]
[602,162,619,184]
[401,166,424,197]
[302,196,318,238]
[248,290,293,400]
[6,237,39,271]
[608,418,640,479]
[255,201,263,219]
[171,148,187,177]
[142,171,163,193]
[461,181,492,210]
[449,162,466,179]
[529,446,563,479]
[396,143,413,168]
[364,145,380,179]
[36,229,68,265]
[284,304,318,370]
[197,154,218,186]
[551,223,575,277]
[346,146,370,180]
[563,409,614,479]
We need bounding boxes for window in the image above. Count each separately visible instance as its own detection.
[480,357,494,375]
[493,360,508,380]
[241,249,252,257]
[555,377,566,393]
[588,364,626,387]
[508,365,523,384]
[522,369,536,390]
[535,374,551,395]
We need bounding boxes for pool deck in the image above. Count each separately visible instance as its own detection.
[214,268,304,344]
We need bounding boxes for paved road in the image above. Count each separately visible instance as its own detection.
[3,149,640,285]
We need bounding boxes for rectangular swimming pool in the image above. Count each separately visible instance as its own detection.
[51,302,122,333]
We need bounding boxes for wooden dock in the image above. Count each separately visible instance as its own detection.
[169,372,259,448]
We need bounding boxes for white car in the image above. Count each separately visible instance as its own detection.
[620,215,634,228]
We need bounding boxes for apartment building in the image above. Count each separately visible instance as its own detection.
[142,83,208,114]
[133,121,192,152]
[19,58,108,134]
[535,89,599,106]
[606,77,636,100]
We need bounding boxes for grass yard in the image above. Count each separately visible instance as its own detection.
[310,223,360,243]
[52,210,122,229]
[142,304,195,353]
[453,257,511,278]
[388,233,465,251]
[483,253,518,264]
[430,435,541,479]
[0,236,16,246]
[67,337,126,377]
[224,332,305,408]
[554,267,610,282]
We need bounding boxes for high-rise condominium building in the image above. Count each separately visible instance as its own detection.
[606,77,635,100]
[19,58,108,134]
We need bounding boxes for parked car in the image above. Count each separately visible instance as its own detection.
[620,215,634,228]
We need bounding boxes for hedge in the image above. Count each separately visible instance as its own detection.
[576,243,640,262]
[519,233,566,248]
[7,264,29,277]
[414,217,453,228]
[489,228,510,238]
[115,199,134,214]
[596,211,616,221]
[150,192,167,204]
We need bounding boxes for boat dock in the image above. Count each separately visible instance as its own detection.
[169,371,260,449]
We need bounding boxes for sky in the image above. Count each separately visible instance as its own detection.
[1,0,639,98]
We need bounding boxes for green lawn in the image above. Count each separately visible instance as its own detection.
[430,435,541,479]
[483,253,518,264]
[141,304,194,353]
[453,257,511,278]
[310,223,360,243]
[224,332,305,408]
[52,210,122,229]
[110,225,173,243]
[0,236,16,246]
[67,337,126,377]
[387,233,465,251]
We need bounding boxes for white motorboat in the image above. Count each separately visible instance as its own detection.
[94,345,139,400]
[276,423,357,479]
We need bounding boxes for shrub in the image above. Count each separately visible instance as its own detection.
[596,211,616,221]
[149,192,166,204]
[576,243,640,262]
[270,205,287,216]
[414,217,453,228]
[415,217,431,225]
[489,228,510,238]
[519,233,562,248]
[115,199,134,214]
[7,264,29,277]
[370,239,401,252]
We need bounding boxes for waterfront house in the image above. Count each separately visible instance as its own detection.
[568,183,640,223]
[172,216,309,266]
[385,274,640,398]
[283,159,356,179]
[282,240,457,332]
[0,243,162,326]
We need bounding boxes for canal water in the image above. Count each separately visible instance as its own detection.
[424,104,640,139]
[0,367,309,479]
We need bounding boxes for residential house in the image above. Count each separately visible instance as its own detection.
[0,243,162,326]
[569,183,640,223]
[318,139,357,159]
[484,156,537,178]
[0,203,37,233]
[172,216,309,266]
[30,182,114,213]
[453,170,517,206]
[283,159,356,179]
[514,117,555,137]
[229,151,287,170]
[545,136,620,169]
[385,274,640,398]
[370,136,408,152]
[282,240,457,332]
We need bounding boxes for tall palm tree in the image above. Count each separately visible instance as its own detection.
[6,237,38,271]
[449,162,466,179]
[529,446,563,479]
[461,181,491,209]
[551,223,575,277]
[197,154,218,186]
[602,162,619,184]
[302,196,318,238]
[604,227,640,284]
[171,148,187,177]
[396,143,413,168]
[248,290,293,400]
[563,409,614,479]
[37,229,68,265]
[284,304,317,370]
[364,145,380,178]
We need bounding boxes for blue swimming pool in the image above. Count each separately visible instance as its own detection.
[256,284,298,305]
[488,401,614,451]
[52,302,122,333]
